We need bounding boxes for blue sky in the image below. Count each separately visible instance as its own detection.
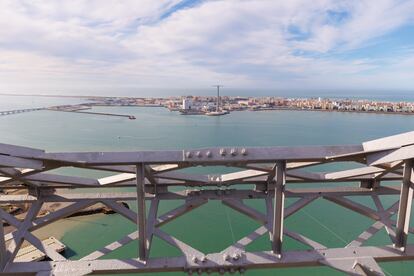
[0,0,414,95]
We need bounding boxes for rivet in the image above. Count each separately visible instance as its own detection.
[192,256,198,263]
[186,152,192,158]
[223,254,230,261]
[230,148,237,156]
[200,256,207,262]
[196,151,202,158]
[241,148,247,155]
[206,150,212,157]
[220,148,226,156]
[232,253,240,260]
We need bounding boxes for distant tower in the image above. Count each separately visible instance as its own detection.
[182,98,192,110]
[213,85,223,111]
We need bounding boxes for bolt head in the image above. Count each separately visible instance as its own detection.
[196,151,202,158]
[241,148,247,155]
[206,150,212,157]
[220,148,226,156]
[230,148,237,156]
[192,256,198,263]
[186,152,192,158]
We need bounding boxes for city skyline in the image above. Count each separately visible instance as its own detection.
[1,0,414,95]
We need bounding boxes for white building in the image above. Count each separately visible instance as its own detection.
[182,98,193,110]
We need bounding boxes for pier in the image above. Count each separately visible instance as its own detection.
[0,108,44,116]
[1,131,414,275]
[57,110,136,120]
[15,237,65,262]
[47,105,136,120]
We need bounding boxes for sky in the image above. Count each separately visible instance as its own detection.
[1,0,414,96]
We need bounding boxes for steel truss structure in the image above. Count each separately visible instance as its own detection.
[1,131,414,275]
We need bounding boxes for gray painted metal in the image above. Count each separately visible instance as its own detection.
[272,161,285,257]
[395,160,413,249]
[0,207,6,270]
[136,164,147,260]
[0,131,414,275]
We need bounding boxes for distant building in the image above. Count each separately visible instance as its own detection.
[182,98,193,110]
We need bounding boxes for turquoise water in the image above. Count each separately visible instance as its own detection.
[1,96,414,275]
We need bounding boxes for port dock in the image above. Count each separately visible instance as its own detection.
[15,236,66,262]
[62,110,136,120]
[48,105,136,120]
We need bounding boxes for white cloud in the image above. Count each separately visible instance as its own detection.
[0,0,414,94]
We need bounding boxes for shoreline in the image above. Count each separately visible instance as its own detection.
[2,93,414,117]
[247,107,414,116]
[2,201,120,248]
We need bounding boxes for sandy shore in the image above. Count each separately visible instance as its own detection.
[3,201,111,248]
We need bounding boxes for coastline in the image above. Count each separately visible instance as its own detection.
[247,107,414,116]
[3,201,115,249]
[2,93,414,117]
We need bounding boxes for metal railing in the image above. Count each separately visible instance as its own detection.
[1,131,414,275]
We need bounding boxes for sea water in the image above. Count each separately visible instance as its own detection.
[1,96,414,275]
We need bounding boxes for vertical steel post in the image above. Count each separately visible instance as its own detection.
[0,209,6,271]
[136,163,147,260]
[395,160,413,250]
[272,161,286,257]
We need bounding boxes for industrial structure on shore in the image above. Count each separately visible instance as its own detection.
[3,94,414,118]
[1,131,414,275]
[179,85,230,116]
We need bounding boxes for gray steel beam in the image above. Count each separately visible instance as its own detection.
[24,144,365,165]
[1,132,414,275]
[284,230,326,250]
[136,164,147,260]
[272,161,286,257]
[145,198,159,255]
[323,196,381,221]
[0,186,403,205]
[4,201,43,267]
[81,231,138,261]
[156,198,207,227]
[0,206,6,271]
[222,198,267,224]
[6,244,414,275]
[395,160,414,250]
